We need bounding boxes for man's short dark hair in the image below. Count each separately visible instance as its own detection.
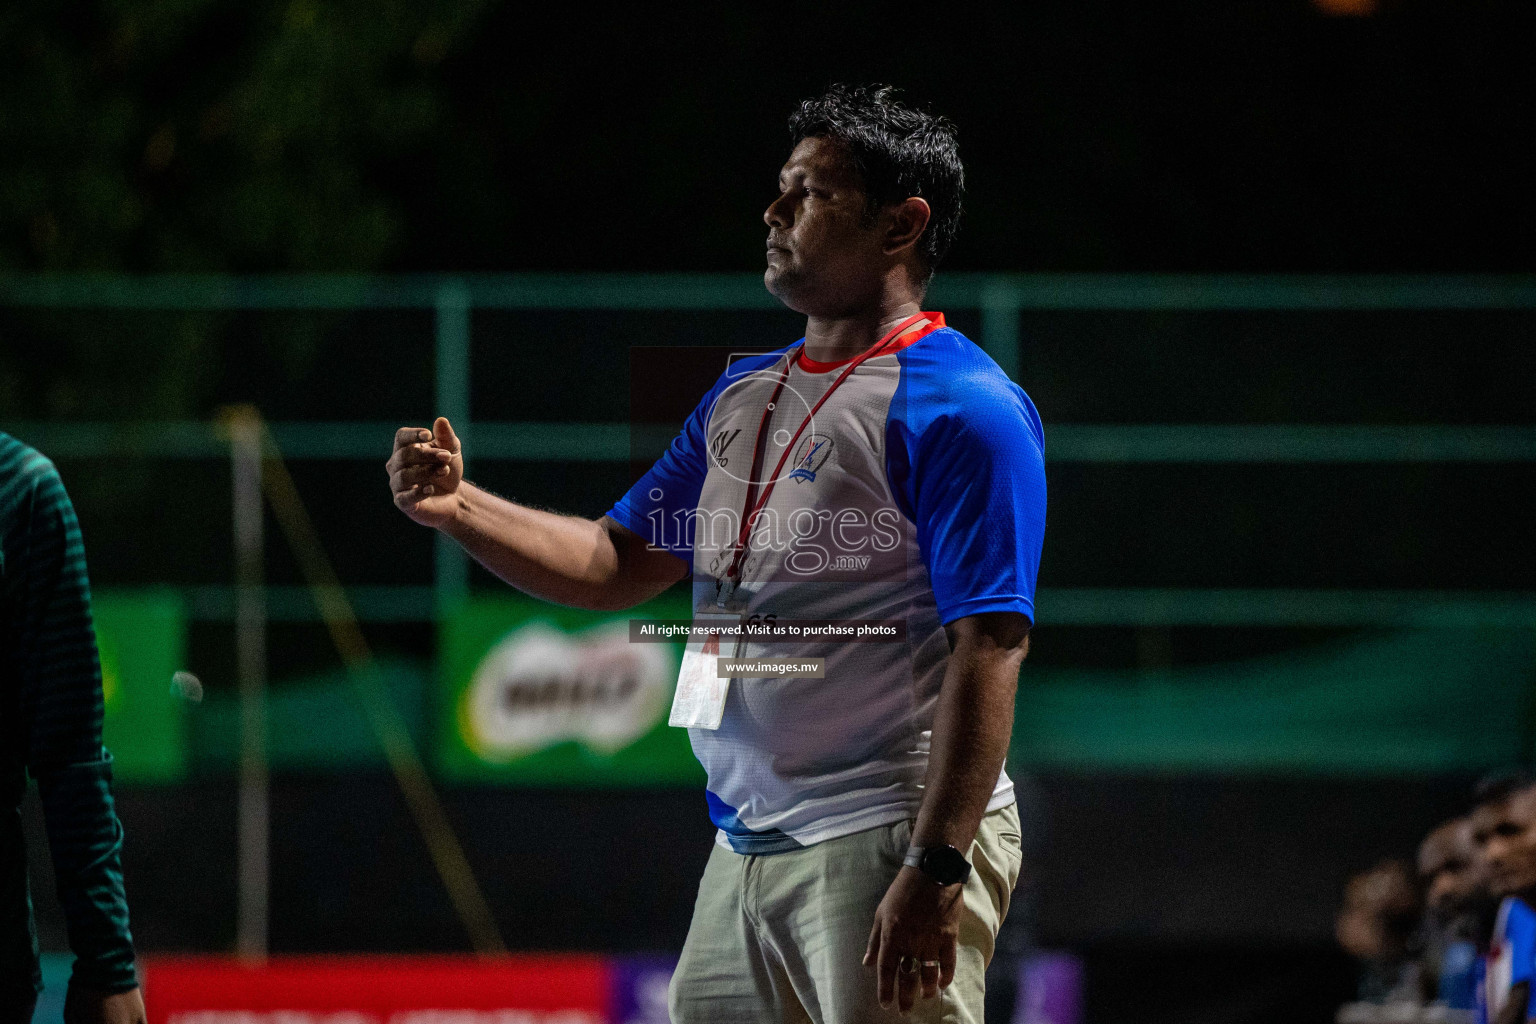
[1473,768,1536,809]
[788,83,964,276]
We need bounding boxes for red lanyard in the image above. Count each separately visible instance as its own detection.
[721,312,935,586]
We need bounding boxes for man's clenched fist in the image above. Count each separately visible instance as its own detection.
[387,416,463,529]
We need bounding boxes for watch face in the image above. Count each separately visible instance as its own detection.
[921,846,970,886]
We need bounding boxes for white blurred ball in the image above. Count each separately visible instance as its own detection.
[170,670,204,703]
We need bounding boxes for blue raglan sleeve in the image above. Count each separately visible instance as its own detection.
[888,339,1047,626]
[1511,899,1536,986]
[605,394,713,562]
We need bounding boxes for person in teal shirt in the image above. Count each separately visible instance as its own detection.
[1,434,143,1024]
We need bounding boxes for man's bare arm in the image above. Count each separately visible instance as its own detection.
[446,488,686,610]
[864,610,1030,1011]
[912,610,1031,850]
[387,418,688,610]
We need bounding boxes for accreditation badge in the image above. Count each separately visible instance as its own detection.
[668,614,736,730]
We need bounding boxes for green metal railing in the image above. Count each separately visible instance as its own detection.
[5,272,1535,626]
[8,420,1536,463]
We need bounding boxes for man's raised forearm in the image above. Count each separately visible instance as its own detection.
[438,482,691,610]
[910,612,1030,851]
[437,482,632,609]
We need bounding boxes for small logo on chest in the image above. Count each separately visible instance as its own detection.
[710,428,741,467]
[789,433,834,483]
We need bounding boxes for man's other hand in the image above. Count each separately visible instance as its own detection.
[64,985,146,1024]
[387,417,464,529]
[863,865,962,1013]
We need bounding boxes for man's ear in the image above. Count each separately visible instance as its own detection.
[882,196,931,256]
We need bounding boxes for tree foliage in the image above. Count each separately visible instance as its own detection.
[0,0,489,418]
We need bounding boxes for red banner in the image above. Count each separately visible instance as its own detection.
[142,956,612,1024]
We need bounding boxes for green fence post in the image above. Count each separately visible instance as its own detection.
[981,278,1021,381]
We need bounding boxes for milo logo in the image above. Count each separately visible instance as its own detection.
[459,621,673,761]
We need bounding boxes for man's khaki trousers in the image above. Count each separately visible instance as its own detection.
[669,803,1023,1023]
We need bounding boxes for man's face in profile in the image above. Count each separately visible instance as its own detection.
[763,135,886,317]
[1419,818,1492,927]
[1474,787,1536,901]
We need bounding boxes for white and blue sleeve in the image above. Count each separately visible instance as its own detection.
[605,391,713,561]
[888,334,1048,626]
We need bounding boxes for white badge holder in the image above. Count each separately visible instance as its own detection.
[669,614,738,730]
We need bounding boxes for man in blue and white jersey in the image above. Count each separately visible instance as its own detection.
[1472,775,1536,1024]
[387,83,1046,1022]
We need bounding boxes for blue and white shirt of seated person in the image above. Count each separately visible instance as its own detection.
[606,314,1047,854]
[1479,896,1536,1024]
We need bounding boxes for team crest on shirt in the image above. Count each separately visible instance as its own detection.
[710,428,740,467]
[789,433,834,483]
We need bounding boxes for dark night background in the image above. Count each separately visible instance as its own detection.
[5,1,1534,280]
[5,2,1535,1022]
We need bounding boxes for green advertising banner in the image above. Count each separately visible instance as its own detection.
[188,659,427,772]
[96,589,187,783]
[436,592,704,786]
[1012,627,1536,776]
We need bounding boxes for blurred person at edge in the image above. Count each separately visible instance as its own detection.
[1471,775,1536,1024]
[1419,817,1497,1013]
[1336,859,1425,1007]
[0,434,144,1024]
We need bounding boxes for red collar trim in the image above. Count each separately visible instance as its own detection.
[795,312,946,373]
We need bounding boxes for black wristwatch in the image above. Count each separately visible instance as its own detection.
[904,844,972,886]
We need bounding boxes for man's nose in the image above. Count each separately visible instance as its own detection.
[1487,838,1512,868]
[764,193,791,229]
